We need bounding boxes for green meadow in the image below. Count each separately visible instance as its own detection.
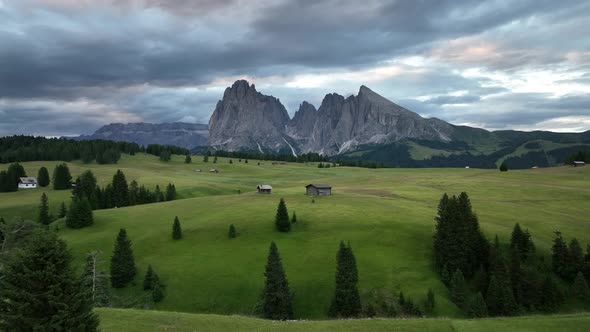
[1,153,589,321]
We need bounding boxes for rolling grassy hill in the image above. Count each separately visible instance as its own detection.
[1,153,589,320]
[97,308,590,331]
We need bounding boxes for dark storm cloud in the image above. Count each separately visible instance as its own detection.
[0,0,589,136]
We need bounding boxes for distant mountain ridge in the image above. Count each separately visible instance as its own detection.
[76,80,590,168]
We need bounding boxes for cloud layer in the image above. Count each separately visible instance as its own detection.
[0,0,588,136]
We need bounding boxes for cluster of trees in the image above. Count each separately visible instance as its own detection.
[0,162,27,192]
[275,198,297,232]
[146,144,189,158]
[0,135,140,164]
[70,169,177,212]
[565,150,590,163]
[205,149,327,163]
[434,192,590,317]
[336,159,390,169]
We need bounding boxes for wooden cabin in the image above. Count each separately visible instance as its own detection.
[305,184,332,196]
[18,177,38,189]
[573,161,585,167]
[257,185,272,194]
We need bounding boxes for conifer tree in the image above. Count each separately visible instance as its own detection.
[466,292,488,318]
[172,216,182,240]
[38,193,51,226]
[569,238,584,280]
[228,224,236,239]
[152,279,165,302]
[143,265,155,290]
[213,156,218,163]
[82,250,110,307]
[74,170,98,209]
[66,197,94,229]
[291,211,297,223]
[450,269,469,309]
[424,289,435,314]
[275,198,291,232]
[112,170,129,207]
[329,241,362,317]
[539,275,562,312]
[58,201,67,218]
[128,180,138,206]
[203,155,209,162]
[159,150,171,162]
[37,166,50,187]
[486,238,518,316]
[7,162,26,187]
[110,228,136,288]
[165,183,177,201]
[510,223,535,259]
[229,159,233,164]
[551,231,570,280]
[185,154,192,163]
[573,271,590,303]
[499,161,508,172]
[52,163,72,190]
[0,230,99,331]
[261,241,294,320]
[0,170,16,192]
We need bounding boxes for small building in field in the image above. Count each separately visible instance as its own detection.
[18,177,38,189]
[257,185,272,194]
[306,184,332,196]
[210,169,219,173]
[573,161,585,167]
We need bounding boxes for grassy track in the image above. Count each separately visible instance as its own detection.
[1,153,589,319]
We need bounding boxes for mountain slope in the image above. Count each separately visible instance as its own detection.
[76,122,208,149]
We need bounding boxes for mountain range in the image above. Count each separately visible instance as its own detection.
[79,80,590,168]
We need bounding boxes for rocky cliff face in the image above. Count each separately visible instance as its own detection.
[208,80,292,153]
[77,122,208,149]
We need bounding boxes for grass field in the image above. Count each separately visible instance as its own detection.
[1,153,589,319]
[97,308,590,332]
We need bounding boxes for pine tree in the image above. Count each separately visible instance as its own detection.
[261,241,294,320]
[38,193,51,226]
[203,155,209,162]
[329,241,362,317]
[0,170,17,192]
[229,159,233,164]
[172,216,182,240]
[112,170,129,207]
[58,201,67,218]
[275,198,291,232]
[185,154,192,163]
[7,162,26,187]
[165,183,177,201]
[228,224,236,239]
[499,161,508,172]
[213,156,218,163]
[450,269,469,309]
[0,230,99,331]
[486,238,518,316]
[129,180,138,206]
[74,170,98,209]
[66,197,94,229]
[152,279,164,302]
[573,272,590,303]
[291,211,297,223]
[466,292,488,318]
[37,166,50,187]
[569,238,584,280]
[159,150,171,162]
[424,289,435,314]
[552,231,570,280]
[52,163,72,190]
[82,250,110,307]
[539,275,562,312]
[110,228,137,288]
[143,265,155,290]
[510,223,535,259]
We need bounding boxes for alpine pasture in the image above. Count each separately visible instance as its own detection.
[1,153,588,322]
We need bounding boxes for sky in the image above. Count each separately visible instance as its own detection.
[0,0,589,137]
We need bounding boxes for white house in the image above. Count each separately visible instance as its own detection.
[18,177,38,189]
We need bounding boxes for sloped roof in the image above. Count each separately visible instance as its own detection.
[306,184,331,189]
[257,185,272,190]
[19,177,37,184]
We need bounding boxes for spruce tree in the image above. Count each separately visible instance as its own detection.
[185,154,192,163]
[551,231,570,280]
[111,170,129,207]
[159,150,171,162]
[291,211,297,223]
[7,162,26,187]
[467,292,488,318]
[75,170,98,209]
[424,289,435,314]
[0,230,99,331]
[329,241,362,317]
[37,166,50,187]
[499,161,508,172]
[152,279,165,302]
[510,223,535,259]
[261,241,294,320]
[450,269,469,309]
[52,163,72,190]
[539,275,562,312]
[486,238,518,316]
[275,198,291,232]
[172,216,182,240]
[569,238,584,280]
[110,228,137,288]
[228,224,236,239]
[203,155,209,162]
[165,183,177,201]
[58,201,67,218]
[573,272,590,303]
[66,197,94,229]
[143,265,155,290]
[82,250,110,307]
[38,193,51,226]
[0,170,17,192]
[129,180,138,206]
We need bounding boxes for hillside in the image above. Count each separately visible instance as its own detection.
[97,308,590,332]
[1,154,588,319]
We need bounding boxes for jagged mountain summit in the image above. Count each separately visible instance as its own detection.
[77,122,208,150]
[208,80,455,155]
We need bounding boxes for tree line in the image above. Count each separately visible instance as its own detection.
[204,149,327,163]
[434,192,590,317]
